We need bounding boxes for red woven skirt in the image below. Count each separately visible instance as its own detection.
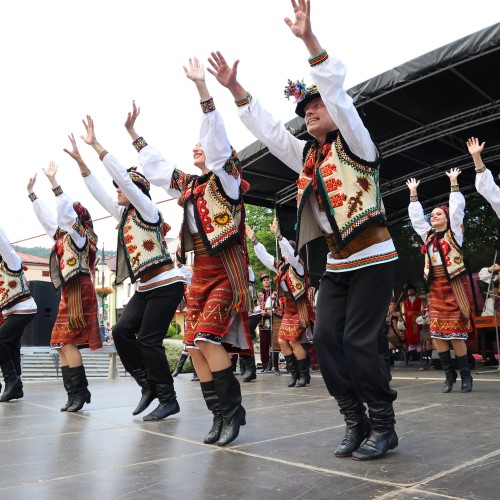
[51,276,102,350]
[184,235,251,353]
[278,293,307,342]
[429,266,473,340]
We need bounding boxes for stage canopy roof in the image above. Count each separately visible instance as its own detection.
[239,22,500,227]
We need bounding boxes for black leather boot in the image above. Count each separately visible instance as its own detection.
[457,355,473,393]
[143,383,180,421]
[200,381,223,444]
[334,395,371,457]
[242,356,256,382]
[131,368,156,415]
[172,353,188,377]
[239,356,247,377]
[0,361,24,402]
[352,402,398,461]
[67,365,91,412]
[296,358,310,388]
[284,354,299,387]
[438,350,457,393]
[60,366,74,412]
[212,366,246,446]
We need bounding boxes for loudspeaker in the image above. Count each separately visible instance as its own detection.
[22,281,61,346]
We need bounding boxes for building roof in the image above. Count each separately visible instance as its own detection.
[17,252,49,265]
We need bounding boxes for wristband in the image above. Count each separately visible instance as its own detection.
[52,185,63,197]
[450,184,459,192]
[200,97,216,114]
[28,192,38,202]
[475,164,486,173]
[132,136,148,153]
[235,92,252,107]
[80,169,91,177]
[409,194,418,202]
[308,49,329,67]
[99,150,108,161]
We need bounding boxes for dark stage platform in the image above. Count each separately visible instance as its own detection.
[1,367,500,499]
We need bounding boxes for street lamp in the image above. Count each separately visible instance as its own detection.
[99,244,106,340]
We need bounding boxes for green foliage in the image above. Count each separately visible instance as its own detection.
[13,246,52,258]
[246,204,278,277]
[165,322,183,340]
[164,343,193,374]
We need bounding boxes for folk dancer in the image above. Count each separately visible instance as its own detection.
[27,163,102,411]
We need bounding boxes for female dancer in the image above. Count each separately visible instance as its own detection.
[246,217,313,388]
[407,168,474,393]
[128,58,252,446]
[27,163,102,411]
[0,227,37,401]
[65,116,186,421]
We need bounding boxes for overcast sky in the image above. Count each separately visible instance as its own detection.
[2,0,499,252]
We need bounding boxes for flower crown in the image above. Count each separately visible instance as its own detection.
[128,167,150,192]
[284,79,319,103]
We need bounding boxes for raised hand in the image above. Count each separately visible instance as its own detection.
[446,167,461,183]
[125,100,140,132]
[63,133,84,163]
[183,57,205,83]
[81,115,97,146]
[269,217,279,236]
[207,51,239,89]
[284,0,312,39]
[245,224,256,241]
[43,160,58,179]
[27,174,37,194]
[406,178,420,193]
[466,137,485,157]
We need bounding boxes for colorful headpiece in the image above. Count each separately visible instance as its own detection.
[73,201,93,230]
[284,79,321,118]
[436,205,450,229]
[113,167,151,199]
[260,272,270,282]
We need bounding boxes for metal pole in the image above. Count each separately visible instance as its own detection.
[101,244,105,339]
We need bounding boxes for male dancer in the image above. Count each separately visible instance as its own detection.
[210,0,398,459]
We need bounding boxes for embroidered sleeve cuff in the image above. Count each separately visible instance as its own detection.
[235,93,252,107]
[409,194,418,202]
[308,50,329,67]
[475,164,486,173]
[28,192,37,202]
[80,169,91,177]
[132,137,148,153]
[252,237,259,246]
[450,185,460,192]
[200,97,216,114]
[52,185,63,197]
[99,150,108,161]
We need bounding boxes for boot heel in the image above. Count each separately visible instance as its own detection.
[240,407,246,426]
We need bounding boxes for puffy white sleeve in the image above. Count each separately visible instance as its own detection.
[476,167,500,218]
[253,242,278,274]
[0,226,22,270]
[408,201,431,242]
[31,197,58,238]
[83,172,123,222]
[449,191,465,245]
[279,237,304,275]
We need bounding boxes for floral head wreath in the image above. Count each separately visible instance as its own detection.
[284,80,321,118]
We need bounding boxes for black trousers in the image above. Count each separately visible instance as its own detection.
[112,282,184,384]
[0,313,35,366]
[314,262,397,404]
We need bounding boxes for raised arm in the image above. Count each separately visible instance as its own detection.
[208,51,305,174]
[246,224,278,273]
[270,217,304,275]
[26,174,58,238]
[0,226,22,271]
[406,178,430,241]
[64,133,123,221]
[80,115,158,223]
[284,0,376,161]
[446,167,465,242]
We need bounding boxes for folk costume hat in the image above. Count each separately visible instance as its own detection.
[284,79,321,118]
[113,167,151,199]
[260,272,270,282]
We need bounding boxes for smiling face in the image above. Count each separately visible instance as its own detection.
[304,98,337,143]
[116,187,130,207]
[430,207,448,231]
[192,143,207,170]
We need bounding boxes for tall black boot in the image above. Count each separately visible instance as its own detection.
[438,350,457,393]
[212,366,246,446]
[296,358,310,388]
[131,368,156,415]
[143,383,180,421]
[334,395,371,457]
[239,356,247,377]
[0,361,24,402]
[60,365,74,412]
[242,356,256,382]
[67,365,91,412]
[200,381,223,444]
[284,354,299,387]
[457,355,473,393]
[172,353,188,377]
[352,402,398,461]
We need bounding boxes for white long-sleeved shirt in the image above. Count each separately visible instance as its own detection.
[408,192,465,266]
[237,55,396,271]
[476,167,500,218]
[141,108,240,234]
[0,226,37,315]
[83,154,185,290]
[253,237,304,292]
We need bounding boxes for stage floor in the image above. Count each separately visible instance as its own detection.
[1,365,500,499]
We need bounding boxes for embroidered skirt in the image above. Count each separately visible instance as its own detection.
[51,276,102,350]
[184,234,251,353]
[429,266,473,341]
[277,292,307,342]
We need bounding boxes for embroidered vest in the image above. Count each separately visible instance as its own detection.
[50,232,91,289]
[276,263,306,302]
[0,259,31,310]
[116,208,173,285]
[296,130,386,252]
[423,229,466,282]
[173,150,249,264]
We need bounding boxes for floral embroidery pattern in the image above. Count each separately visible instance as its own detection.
[214,211,231,227]
[142,239,155,252]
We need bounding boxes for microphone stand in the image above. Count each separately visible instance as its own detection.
[476,249,500,376]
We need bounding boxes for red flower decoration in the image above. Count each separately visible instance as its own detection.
[142,239,155,252]
[8,280,17,289]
